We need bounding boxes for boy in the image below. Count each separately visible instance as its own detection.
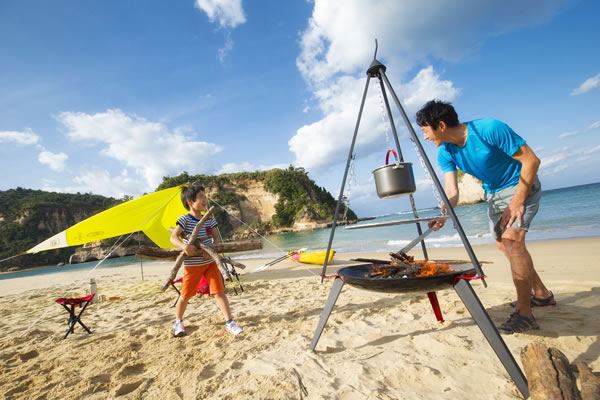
[416,100,554,334]
[170,183,243,337]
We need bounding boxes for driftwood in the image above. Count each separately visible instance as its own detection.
[521,342,581,400]
[137,239,262,259]
[576,362,600,400]
[160,207,215,291]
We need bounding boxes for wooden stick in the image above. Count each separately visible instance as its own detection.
[521,342,581,400]
[575,362,600,400]
[161,206,215,291]
[137,239,262,259]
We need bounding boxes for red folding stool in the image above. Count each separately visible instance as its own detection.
[55,294,95,339]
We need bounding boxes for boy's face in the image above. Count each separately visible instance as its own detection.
[188,191,208,212]
[421,122,446,147]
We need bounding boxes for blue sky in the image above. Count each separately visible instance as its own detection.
[1,0,598,217]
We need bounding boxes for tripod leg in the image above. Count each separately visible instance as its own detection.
[453,279,529,398]
[320,77,372,282]
[310,278,345,351]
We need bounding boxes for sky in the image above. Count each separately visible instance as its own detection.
[1,0,599,217]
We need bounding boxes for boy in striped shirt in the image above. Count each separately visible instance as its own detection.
[170,183,242,337]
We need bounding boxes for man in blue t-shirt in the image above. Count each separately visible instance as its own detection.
[416,100,554,334]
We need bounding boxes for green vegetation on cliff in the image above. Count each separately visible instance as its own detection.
[158,166,357,229]
[0,188,119,269]
[1,168,355,269]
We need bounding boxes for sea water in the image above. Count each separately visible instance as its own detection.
[2,182,599,280]
[247,181,600,258]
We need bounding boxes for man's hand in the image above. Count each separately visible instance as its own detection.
[428,202,449,231]
[428,217,446,231]
[501,200,525,230]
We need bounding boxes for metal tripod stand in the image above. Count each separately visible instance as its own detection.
[311,46,529,398]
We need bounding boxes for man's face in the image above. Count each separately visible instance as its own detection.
[421,123,444,147]
[188,191,208,212]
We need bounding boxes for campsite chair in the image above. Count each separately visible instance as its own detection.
[169,276,210,307]
[55,294,95,339]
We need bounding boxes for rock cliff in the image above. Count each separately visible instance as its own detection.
[457,173,485,205]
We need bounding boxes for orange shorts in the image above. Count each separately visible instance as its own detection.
[181,262,224,299]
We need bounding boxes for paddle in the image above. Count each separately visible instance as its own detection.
[255,248,307,272]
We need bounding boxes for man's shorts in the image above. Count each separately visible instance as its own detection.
[181,262,224,299]
[486,176,542,240]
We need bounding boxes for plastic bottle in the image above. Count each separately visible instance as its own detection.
[90,278,97,302]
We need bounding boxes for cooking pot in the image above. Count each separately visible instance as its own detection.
[373,149,416,198]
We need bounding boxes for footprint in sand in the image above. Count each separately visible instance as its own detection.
[114,379,144,396]
[130,341,143,351]
[18,350,39,362]
[118,363,146,377]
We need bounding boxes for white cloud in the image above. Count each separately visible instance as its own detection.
[587,121,600,130]
[195,0,246,28]
[217,162,287,174]
[38,150,68,172]
[297,0,566,86]
[558,131,576,139]
[571,73,600,96]
[57,109,222,189]
[42,169,148,198]
[581,144,600,155]
[538,144,600,176]
[291,0,564,171]
[289,67,458,169]
[0,129,39,145]
[217,32,234,64]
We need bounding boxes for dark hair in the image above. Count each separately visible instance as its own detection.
[415,100,460,129]
[180,182,205,210]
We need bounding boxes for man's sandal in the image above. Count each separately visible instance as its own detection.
[510,291,556,308]
[498,312,540,334]
[531,292,556,306]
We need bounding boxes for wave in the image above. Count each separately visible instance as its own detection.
[368,207,439,219]
[386,232,493,248]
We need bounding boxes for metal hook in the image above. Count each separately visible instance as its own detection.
[373,38,378,59]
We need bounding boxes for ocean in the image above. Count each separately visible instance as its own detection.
[1,182,599,280]
[250,181,600,259]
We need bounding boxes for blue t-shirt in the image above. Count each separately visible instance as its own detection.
[438,118,525,193]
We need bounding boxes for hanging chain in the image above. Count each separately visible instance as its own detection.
[375,81,391,146]
[343,154,357,221]
[409,138,446,214]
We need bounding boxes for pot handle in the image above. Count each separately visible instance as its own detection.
[385,149,398,165]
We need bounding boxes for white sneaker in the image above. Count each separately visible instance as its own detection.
[225,320,243,336]
[172,320,186,337]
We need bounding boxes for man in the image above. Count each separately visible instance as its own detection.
[416,100,554,334]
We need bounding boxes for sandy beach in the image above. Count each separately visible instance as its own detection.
[1,237,599,399]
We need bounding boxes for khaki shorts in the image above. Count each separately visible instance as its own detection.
[486,176,542,239]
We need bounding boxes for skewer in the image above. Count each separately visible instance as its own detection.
[344,215,447,230]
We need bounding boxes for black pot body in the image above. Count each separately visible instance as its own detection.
[372,162,416,198]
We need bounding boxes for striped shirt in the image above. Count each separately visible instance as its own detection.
[176,213,218,267]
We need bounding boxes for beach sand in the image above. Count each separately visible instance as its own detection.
[1,237,599,399]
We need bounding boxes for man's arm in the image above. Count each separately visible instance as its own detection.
[430,171,458,230]
[501,144,540,229]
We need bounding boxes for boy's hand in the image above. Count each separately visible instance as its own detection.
[184,244,210,258]
[184,244,199,256]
